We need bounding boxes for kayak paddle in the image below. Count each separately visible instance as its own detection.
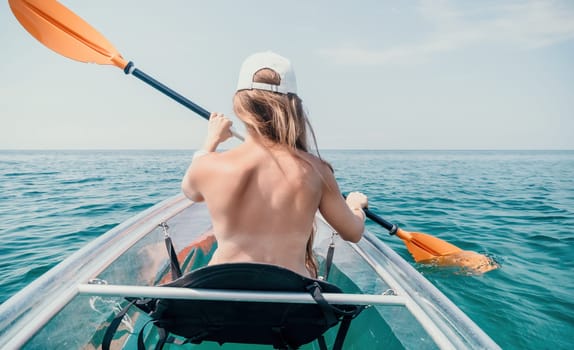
[8,0,243,140]
[10,0,497,273]
[364,208,498,273]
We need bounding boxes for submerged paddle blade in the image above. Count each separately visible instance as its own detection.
[433,251,499,274]
[395,228,498,273]
[9,0,128,69]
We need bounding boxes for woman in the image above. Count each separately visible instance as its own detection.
[182,51,368,278]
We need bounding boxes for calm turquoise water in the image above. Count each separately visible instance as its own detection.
[1,150,573,349]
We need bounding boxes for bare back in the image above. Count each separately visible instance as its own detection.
[186,140,324,276]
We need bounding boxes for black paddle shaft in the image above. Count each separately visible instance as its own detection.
[363,208,398,236]
[343,193,398,236]
[124,61,211,120]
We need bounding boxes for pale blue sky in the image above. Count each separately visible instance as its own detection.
[1,0,573,150]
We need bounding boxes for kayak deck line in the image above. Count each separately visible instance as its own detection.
[78,283,408,306]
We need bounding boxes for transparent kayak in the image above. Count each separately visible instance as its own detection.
[0,195,500,349]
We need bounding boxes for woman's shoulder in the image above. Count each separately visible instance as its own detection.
[299,151,332,169]
[294,151,334,181]
[202,146,263,175]
[191,151,237,175]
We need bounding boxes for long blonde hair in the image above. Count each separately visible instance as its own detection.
[234,68,321,277]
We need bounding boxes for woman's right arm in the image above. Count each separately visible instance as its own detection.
[318,164,368,243]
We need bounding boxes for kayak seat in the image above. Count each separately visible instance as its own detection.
[103,263,364,350]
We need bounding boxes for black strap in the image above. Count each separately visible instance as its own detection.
[317,335,329,350]
[271,327,290,349]
[156,327,169,350]
[102,299,137,350]
[164,235,182,280]
[333,316,353,350]
[307,281,366,350]
[306,282,338,326]
[324,240,335,280]
[136,320,171,350]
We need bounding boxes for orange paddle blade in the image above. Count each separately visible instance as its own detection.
[395,228,462,261]
[395,228,498,273]
[9,0,128,69]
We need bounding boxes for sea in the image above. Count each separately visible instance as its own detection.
[0,150,572,349]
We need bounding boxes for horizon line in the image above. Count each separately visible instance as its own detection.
[1,148,573,152]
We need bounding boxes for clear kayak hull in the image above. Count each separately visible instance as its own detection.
[0,195,500,349]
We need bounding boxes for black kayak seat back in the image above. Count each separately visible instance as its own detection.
[103,262,364,350]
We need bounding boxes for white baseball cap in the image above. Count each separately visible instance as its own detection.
[236,51,297,94]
